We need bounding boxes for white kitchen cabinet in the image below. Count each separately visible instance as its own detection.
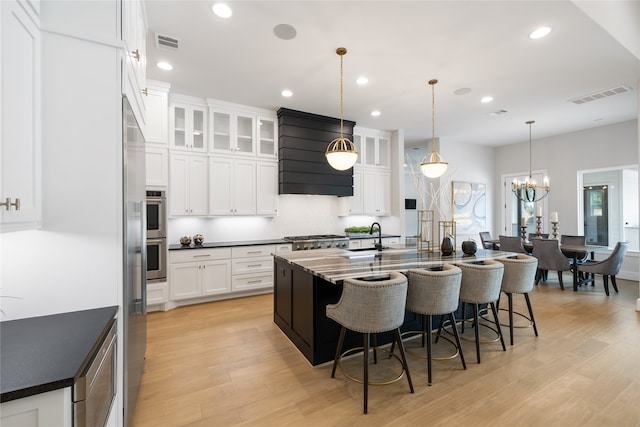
[169,154,208,216]
[257,116,278,158]
[339,167,363,216]
[0,388,72,427]
[1,0,41,232]
[231,245,276,291]
[146,281,168,308]
[170,98,207,152]
[145,146,168,188]
[143,80,170,144]
[209,108,255,155]
[256,161,278,215]
[363,169,391,215]
[169,248,232,300]
[355,126,390,169]
[209,157,256,215]
[121,0,147,128]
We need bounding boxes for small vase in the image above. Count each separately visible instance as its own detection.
[441,235,454,256]
[462,239,477,255]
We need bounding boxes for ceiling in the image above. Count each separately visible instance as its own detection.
[145,1,640,150]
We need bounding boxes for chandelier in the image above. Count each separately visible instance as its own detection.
[512,120,549,202]
[325,47,358,171]
[420,79,448,178]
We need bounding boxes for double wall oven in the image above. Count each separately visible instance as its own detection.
[146,190,167,282]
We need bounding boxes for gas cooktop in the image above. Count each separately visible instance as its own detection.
[283,234,349,250]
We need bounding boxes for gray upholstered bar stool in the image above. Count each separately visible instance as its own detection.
[326,271,414,414]
[496,255,539,345]
[457,260,506,363]
[405,265,466,386]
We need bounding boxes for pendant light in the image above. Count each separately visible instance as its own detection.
[420,79,448,178]
[512,120,550,202]
[326,47,358,171]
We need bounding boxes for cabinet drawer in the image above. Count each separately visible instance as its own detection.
[147,282,168,304]
[170,248,231,263]
[232,272,273,291]
[232,245,276,258]
[232,256,273,275]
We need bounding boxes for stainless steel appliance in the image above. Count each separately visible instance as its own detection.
[146,190,167,283]
[284,234,349,251]
[146,190,166,239]
[73,320,117,427]
[123,97,146,427]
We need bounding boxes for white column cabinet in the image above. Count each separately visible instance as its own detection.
[210,109,255,155]
[143,81,170,144]
[121,0,147,128]
[1,0,42,232]
[169,248,232,300]
[363,169,391,215]
[146,147,168,187]
[169,154,207,216]
[209,157,256,215]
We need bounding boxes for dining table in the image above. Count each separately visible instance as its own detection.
[558,244,606,291]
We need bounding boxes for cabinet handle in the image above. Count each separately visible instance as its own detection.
[194,254,211,258]
[142,88,148,96]
[131,49,140,61]
[247,251,261,254]
[247,264,261,268]
[0,198,20,211]
[248,280,262,284]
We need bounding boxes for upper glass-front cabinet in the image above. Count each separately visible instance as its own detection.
[170,103,207,152]
[359,128,390,168]
[209,108,256,155]
[258,116,277,158]
[352,133,363,166]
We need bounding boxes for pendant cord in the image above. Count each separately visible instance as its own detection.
[339,52,344,138]
[431,81,436,155]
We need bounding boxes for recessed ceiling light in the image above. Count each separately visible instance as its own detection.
[212,3,232,18]
[281,89,293,97]
[529,26,551,39]
[157,61,173,71]
[356,76,368,85]
[371,110,381,117]
[454,88,472,96]
[481,96,493,103]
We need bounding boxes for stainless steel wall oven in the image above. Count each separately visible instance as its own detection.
[146,190,166,282]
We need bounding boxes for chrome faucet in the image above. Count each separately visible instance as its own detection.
[370,222,383,251]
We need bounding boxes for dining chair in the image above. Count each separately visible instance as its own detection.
[560,235,588,262]
[326,271,414,414]
[404,265,466,385]
[499,235,527,253]
[576,241,628,296]
[531,238,571,290]
[496,255,539,345]
[528,233,549,240]
[479,232,495,249]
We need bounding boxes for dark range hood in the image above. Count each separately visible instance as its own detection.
[278,108,355,196]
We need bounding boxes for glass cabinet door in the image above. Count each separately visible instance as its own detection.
[212,112,231,151]
[377,137,390,167]
[236,114,254,153]
[258,117,276,157]
[173,106,186,148]
[364,136,376,166]
[192,108,205,150]
[352,134,363,166]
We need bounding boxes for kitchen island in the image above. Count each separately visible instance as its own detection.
[273,246,515,365]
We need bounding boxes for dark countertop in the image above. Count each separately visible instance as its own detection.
[0,306,118,403]
[273,245,517,284]
[347,234,401,240]
[169,238,288,250]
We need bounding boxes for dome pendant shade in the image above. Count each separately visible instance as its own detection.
[326,47,358,170]
[420,151,448,178]
[326,137,358,170]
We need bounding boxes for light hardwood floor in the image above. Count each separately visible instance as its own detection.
[133,276,640,427]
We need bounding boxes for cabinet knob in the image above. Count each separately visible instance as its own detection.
[142,88,148,96]
[131,49,140,61]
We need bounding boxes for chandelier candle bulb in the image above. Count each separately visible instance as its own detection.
[521,217,526,227]
[536,207,542,217]
[551,212,558,223]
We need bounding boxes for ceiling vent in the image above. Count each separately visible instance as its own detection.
[155,33,179,50]
[569,85,632,105]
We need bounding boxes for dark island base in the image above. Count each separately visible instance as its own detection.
[274,259,477,366]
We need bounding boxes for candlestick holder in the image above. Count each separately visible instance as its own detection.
[520,225,527,242]
[535,215,542,237]
[551,221,559,239]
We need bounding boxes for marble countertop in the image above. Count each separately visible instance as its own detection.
[273,245,517,284]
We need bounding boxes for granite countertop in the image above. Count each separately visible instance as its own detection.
[0,306,118,403]
[273,245,516,284]
[169,238,288,250]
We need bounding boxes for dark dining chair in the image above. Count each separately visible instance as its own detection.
[528,233,549,240]
[479,232,495,249]
[560,235,588,262]
[499,235,527,253]
[532,238,571,290]
[576,241,628,296]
